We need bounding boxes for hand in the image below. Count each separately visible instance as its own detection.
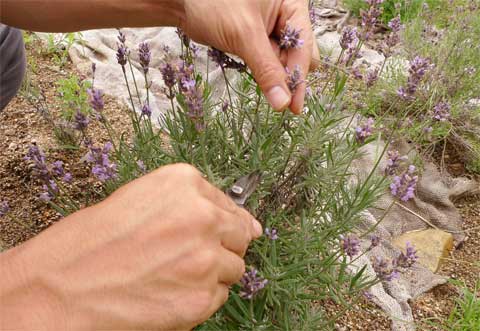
[181,0,318,114]
[0,164,262,331]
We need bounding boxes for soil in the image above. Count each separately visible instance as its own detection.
[1,38,478,330]
[0,39,131,250]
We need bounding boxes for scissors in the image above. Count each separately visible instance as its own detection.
[226,171,262,208]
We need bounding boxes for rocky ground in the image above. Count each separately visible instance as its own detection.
[1,36,479,330]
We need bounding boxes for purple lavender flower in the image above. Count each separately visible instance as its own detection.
[117,30,126,44]
[91,62,97,81]
[25,145,50,181]
[160,62,177,94]
[384,150,408,176]
[116,45,128,67]
[87,88,104,112]
[221,100,229,112]
[265,228,279,240]
[63,172,73,183]
[286,65,303,93]
[86,142,118,182]
[239,268,268,299]
[207,48,246,72]
[361,1,384,40]
[355,117,375,143]
[397,56,432,100]
[370,235,380,248]
[340,26,359,51]
[52,161,64,177]
[40,180,59,202]
[351,67,364,80]
[0,200,10,217]
[390,165,418,202]
[73,111,89,131]
[423,126,433,134]
[138,42,151,74]
[176,28,190,47]
[365,68,379,87]
[141,104,152,118]
[39,191,54,202]
[433,101,451,122]
[388,16,402,33]
[279,24,304,50]
[372,256,399,282]
[341,235,361,258]
[137,160,147,174]
[184,83,204,121]
[394,242,418,268]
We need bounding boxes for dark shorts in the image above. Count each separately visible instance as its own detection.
[0,24,26,111]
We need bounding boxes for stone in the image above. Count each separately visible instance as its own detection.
[393,229,454,272]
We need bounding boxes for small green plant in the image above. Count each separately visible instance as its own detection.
[56,75,92,121]
[44,32,82,68]
[421,280,480,330]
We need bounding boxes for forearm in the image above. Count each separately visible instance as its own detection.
[0,0,185,32]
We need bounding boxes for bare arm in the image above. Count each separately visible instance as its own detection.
[0,0,185,32]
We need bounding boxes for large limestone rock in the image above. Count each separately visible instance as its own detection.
[393,229,454,272]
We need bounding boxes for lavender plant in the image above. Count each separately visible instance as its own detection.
[25,22,424,330]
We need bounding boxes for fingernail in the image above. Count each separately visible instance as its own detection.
[251,219,263,238]
[266,86,290,111]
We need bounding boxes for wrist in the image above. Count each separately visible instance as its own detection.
[0,245,67,330]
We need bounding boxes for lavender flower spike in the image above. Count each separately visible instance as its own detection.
[138,42,151,74]
[390,165,418,202]
[279,24,304,50]
[355,117,375,143]
[73,110,89,131]
[372,256,399,282]
[394,242,418,268]
[87,88,104,112]
[341,235,361,258]
[286,65,303,93]
[265,227,279,240]
[0,200,10,217]
[433,101,451,122]
[239,268,268,299]
[86,142,118,182]
[384,150,408,176]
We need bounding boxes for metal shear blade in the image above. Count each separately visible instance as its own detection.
[227,171,262,207]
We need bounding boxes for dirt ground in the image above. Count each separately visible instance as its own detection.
[1,40,479,330]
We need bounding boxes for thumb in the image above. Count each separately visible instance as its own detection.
[239,34,291,111]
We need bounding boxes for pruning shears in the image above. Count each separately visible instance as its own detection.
[226,171,262,208]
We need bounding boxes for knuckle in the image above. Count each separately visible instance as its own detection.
[173,163,201,178]
[191,249,217,277]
